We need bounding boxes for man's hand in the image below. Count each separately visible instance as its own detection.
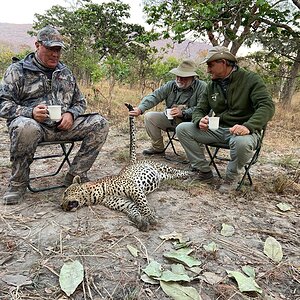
[230,124,250,136]
[129,107,142,117]
[57,112,74,131]
[169,106,183,118]
[199,115,209,130]
[33,104,48,122]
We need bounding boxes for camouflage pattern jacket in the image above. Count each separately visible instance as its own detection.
[0,52,86,126]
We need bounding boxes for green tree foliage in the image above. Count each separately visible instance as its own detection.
[29,0,162,115]
[249,0,300,107]
[144,0,293,54]
[0,47,16,78]
[143,0,300,105]
[0,48,32,79]
[30,1,148,82]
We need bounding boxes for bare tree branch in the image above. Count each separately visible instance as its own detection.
[260,18,294,32]
[292,0,300,9]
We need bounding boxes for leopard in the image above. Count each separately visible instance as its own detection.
[60,103,191,231]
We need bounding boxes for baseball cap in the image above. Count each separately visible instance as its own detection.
[37,26,64,48]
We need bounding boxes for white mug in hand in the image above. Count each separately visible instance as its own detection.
[208,116,220,130]
[47,105,62,121]
[165,108,173,120]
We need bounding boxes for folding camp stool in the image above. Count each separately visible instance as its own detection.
[163,127,180,156]
[163,127,189,164]
[205,128,266,191]
[28,140,75,192]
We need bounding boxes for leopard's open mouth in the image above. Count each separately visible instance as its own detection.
[62,200,79,211]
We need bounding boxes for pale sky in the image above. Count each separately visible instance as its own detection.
[0,0,146,26]
[0,0,258,55]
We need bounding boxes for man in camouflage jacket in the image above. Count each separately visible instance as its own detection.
[0,26,109,205]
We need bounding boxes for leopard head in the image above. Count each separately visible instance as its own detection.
[61,175,90,211]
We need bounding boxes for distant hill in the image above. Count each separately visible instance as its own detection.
[151,39,211,62]
[0,23,35,52]
[0,23,210,60]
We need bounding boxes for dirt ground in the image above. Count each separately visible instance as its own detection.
[0,117,299,300]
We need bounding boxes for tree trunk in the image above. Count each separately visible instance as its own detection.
[107,75,116,117]
[279,48,300,107]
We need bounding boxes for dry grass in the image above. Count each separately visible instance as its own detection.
[84,82,300,126]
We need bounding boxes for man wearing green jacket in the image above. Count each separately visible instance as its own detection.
[129,59,207,155]
[176,46,275,189]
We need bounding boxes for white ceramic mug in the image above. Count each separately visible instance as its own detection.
[47,105,62,121]
[165,108,173,120]
[208,116,220,130]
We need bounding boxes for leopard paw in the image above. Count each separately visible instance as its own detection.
[147,215,157,225]
[138,219,150,232]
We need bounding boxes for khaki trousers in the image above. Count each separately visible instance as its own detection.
[176,122,260,179]
[144,111,176,150]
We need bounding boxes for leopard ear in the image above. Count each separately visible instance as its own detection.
[73,175,81,184]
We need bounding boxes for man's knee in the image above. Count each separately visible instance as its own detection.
[144,112,156,125]
[144,111,153,121]
[176,122,192,138]
[230,136,254,152]
[93,114,109,129]
[144,111,165,125]
[87,114,109,140]
[9,117,41,143]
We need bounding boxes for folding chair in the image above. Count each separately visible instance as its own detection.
[163,127,189,164]
[205,127,266,191]
[28,140,75,192]
[163,127,180,156]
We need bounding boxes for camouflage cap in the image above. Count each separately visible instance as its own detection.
[37,26,64,47]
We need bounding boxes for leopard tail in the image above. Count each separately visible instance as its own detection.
[125,103,137,163]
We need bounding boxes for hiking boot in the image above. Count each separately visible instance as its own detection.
[64,173,90,187]
[142,147,165,156]
[3,186,27,205]
[195,170,214,182]
[218,177,239,193]
[184,165,198,172]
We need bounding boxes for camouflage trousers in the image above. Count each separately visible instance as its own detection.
[8,114,109,188]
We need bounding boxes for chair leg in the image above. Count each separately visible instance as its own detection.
[55,143,74,174]
[205,145,222,178]
[164,130,189,164]
[28,142,74,192]
[164,130,180,156]
[236,153,259,190]
[206,134,264,191]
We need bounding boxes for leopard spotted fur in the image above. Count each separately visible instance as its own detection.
[61,103,190,231]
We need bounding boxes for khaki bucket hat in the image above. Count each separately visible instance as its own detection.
[201,46,237,64]
[169,59,198,77]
